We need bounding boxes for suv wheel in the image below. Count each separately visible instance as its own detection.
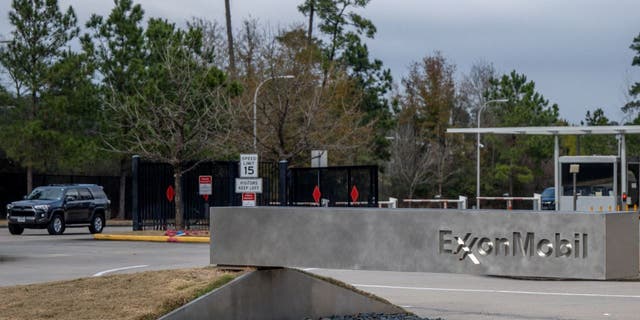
[8,224,24,235]
[47,214,66,235]
[89,215,104,234]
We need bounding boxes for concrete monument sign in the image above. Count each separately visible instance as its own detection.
[211,207,639,280]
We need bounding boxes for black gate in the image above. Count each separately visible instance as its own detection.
[132,157,378,230]
[288,165,378,207]
[133,159,279,230]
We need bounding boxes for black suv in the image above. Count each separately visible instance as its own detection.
[6,184,111,235]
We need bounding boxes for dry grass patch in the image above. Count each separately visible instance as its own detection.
[0,267,239,320]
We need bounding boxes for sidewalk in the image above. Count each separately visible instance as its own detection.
[1,219,209,243]
[94,233,209,243]
[94,228,210,243]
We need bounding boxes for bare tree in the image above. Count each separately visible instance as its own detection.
[231,27,373,166]
[104,41,235,230]
[188,18,228,70]
[458,60,496,124]
[401,53,458,196]
[387,123,435,200]
[236,18,266,81]
[224,0,236,76]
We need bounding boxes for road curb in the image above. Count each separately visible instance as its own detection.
[94,234,209,243]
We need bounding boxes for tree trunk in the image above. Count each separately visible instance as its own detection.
[407,186,415,208]
[509,162,514,197]
[26,165,33,194]
[174,168,184,230]
[118,157,127,219]
[307,2,314,42]
[224,0,236,77]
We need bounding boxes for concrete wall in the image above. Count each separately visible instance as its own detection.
[158,268,404,320]
[210,207,639,280]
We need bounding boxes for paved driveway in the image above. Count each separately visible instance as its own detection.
[0,226,209,286]
[306,269,640,320]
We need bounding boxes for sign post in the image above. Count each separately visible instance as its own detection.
[242,193,256,207]
[237,154,262,206]
[240,154,259,178]
[570,164,579,211]
[199,176,213,200]
[235,178,263,193]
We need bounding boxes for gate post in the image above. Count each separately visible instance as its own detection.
[132,155,141,231]
[228,161,238,206]
[279,160,288,206]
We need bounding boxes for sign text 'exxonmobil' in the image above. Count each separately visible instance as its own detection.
[439,230,588,264]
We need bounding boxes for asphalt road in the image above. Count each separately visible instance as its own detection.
[0,226,210,286]
[2,225,640,319]
[306,269,640,320]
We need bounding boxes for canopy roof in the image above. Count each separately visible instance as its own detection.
[447,125,640,135]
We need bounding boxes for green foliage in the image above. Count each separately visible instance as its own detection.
[390,52,469,198]
[0,0,105,182]
[4,0,79,104]
[299,0,393,162]
[483,71,560,195]
[42,51,112,172]
[101,21,237,229]
[625,114,640,157]
[82,0,145,95]
[623,32,640,112]
[579,108,617,155]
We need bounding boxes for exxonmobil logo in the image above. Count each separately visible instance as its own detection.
[438,230,588,265]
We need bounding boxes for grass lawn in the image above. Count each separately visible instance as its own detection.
[0,267,240,320]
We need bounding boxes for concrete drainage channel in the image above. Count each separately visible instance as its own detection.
[158,268,433,320]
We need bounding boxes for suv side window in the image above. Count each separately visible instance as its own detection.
[65,189,79,201]
[89,187,107,199]
[78,188,93,200]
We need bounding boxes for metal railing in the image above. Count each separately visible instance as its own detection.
[403,196,468,209]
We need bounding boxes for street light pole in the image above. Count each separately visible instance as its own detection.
[253,75,295,151]
[476,99,508,209]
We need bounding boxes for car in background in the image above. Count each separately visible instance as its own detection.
[5,184,110,235]
[541,187,555,210]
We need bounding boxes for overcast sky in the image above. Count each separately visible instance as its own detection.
[1,0,639,125]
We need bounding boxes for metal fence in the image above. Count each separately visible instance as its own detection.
[288,165,378,207]
[132,157,379,230]
[133,159,281,230]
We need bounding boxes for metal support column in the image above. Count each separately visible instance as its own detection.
[554,135,560,211]
[621,133,627,204]
[131,155,141,230]
[278,160,288,206]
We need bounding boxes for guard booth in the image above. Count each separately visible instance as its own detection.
[559,155,638,211]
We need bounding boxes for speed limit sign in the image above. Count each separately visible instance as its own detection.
[240,154,258,178]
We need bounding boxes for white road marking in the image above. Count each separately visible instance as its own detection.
[302,268,319,271]
[353,284,640,299]
[92,265,149,277]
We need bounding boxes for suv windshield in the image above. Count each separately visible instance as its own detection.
[27,187,64,200]
[541,188,555,198]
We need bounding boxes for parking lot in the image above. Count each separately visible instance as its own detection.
[2,225,640,319]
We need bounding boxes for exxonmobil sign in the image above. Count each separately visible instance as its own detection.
[439,230,588,265]
[211,207,639,280]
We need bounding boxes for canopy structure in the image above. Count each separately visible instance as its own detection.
[448,126,640,136]
[446,125,640,211]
